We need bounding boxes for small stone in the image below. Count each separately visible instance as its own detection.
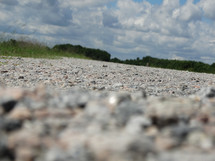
[0,88,25,101]
[114,101,144,126]
[18,76,25,79]
[16,147,36,161]
[181,84,188,91]
[170,123,193,140]
[155,136,179,150]
[90,81,96,84]
[1,70,8,73]
[108,92,131,107]
[0,89,24,114]
[1,100,17,113]
[195,87,215,105]
[145,97,199,127]
[8,106,32,121]
[33,109,49,119]
[98,87,105,91]
[0,140,15,160]
[125,116,151,134]
[126,137,156,160]
[8,130,41,149]
[145,126,159,137]
[187,131,213,150]
[0,119,23,132]
[112,83,123,88]
[63,75,68,79]
[84,101,111,123]
[52,89,91,109]
[131,90,147,101]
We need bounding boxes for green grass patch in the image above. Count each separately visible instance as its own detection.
[0,39,90,59]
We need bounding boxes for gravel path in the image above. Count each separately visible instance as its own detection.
[1,57,215,161]
[1,57,215,96]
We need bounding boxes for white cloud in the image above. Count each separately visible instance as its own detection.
[1,0,215,64]
[162,0,180,11]
[198,0,215,20]
[0,0,18,5]
[170,54,185,60]
[61,0,111,8]
[173,0,201,22]
[102,11,119,28]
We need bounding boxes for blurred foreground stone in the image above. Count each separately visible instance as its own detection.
[0,86,215,161]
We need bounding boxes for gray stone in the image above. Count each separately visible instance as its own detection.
[114,101,144,126]
[0,140,14,161]
[125,116,151,134]
[108,92,131,106]
[0,118,22,132]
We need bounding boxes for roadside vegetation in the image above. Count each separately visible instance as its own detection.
[53,44,111,61]
[0,39,89,59]
[111,56,215,74]
[1,39,215,74]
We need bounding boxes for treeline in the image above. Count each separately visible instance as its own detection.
[53,44,111,61]
[111,56,215,74]
[52,44,215,75]
[2,39,215,74]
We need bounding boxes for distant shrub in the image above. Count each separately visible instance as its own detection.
[53,44,111,61]
[110,55,215,74]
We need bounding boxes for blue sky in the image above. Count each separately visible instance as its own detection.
[144,0,163,5]
[1,0,215,64]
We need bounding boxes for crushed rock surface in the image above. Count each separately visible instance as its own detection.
[1,57,215,161]
[1,57,215,96]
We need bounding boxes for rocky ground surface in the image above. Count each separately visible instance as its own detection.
[1,56,215,96]
[1,56,215,161]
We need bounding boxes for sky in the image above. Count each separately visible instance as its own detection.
[1,0,215,64]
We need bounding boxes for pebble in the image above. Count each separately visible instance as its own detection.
[0,57,215,161]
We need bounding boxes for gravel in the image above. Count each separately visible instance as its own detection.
[1,57,215,161]
[1,57,215,95]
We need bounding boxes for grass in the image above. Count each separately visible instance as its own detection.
[0,39,90,59]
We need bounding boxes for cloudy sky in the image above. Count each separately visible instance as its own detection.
[1,0,215,64]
